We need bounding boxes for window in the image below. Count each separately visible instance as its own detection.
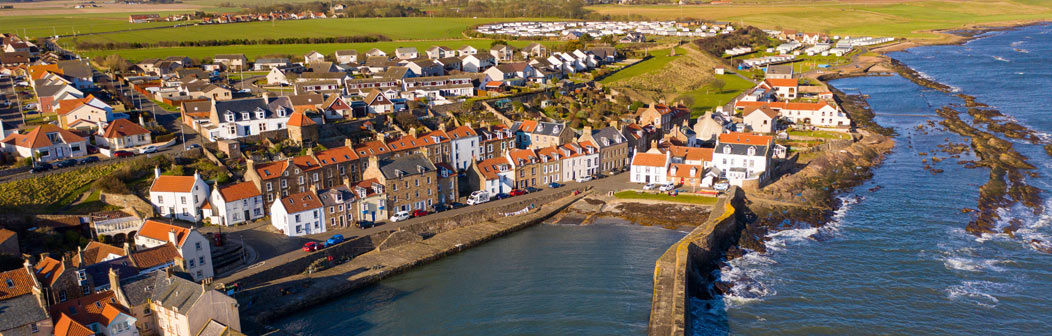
[189,259,195,268]
[313,210,318,219]
[197,270,202,278]
[180,196,187,205]
[59,290,67,302]
[267,182,273,191]
[157,195,163,203]
[199,256,205,265]
[295,214,301,222]
[30,323,38,333]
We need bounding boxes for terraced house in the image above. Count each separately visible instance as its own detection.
[363,153,440,213]
[474,124,515,159]
[506,148,542,189]
[512,120,574,149]
[245,144,362,205]
[578,125,630,173]
[203,96,294,141]
[0,265,52,335]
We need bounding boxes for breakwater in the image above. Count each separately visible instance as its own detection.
[649,187,746,335]
[241,190,589,333]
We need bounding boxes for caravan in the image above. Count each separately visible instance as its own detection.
[467,190,491,205]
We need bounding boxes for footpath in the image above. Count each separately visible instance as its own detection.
[238,190,590,333]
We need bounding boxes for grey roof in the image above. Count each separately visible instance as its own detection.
[119,271,164,306]
[267,96,294,112]
[377,153,436,179]
[33,83,68,97]
[383,66,410,79]
[766,64,792,75]
[335,50,358,56]
[395,47,418,55]
[57,60,92,78]
[150,271,205,312]
[512,120,567,137]
[715,143,769,157]
[590,127,626,148]
[0,293,49,331]
[215,98,273,121]
[319,186,356,206]
[472,53,495,61]
[84,256,140,290]
[255,58,288,64]
[437,56,461,65]
[364,56,389,67]
[588,46,617,59]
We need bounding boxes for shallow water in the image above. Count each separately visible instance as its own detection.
[273,218,686,335]
[692,23,1052,335]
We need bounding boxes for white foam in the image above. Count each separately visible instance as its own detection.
[1010,41,1024,47]
[946,281,1004,308]
[942,256,1007,272]
[992,56,1010,62]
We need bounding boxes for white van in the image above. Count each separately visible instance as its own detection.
[466,190,491,205]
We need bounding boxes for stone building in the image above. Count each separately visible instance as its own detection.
[506,148,541,189]
[362,153,440,213]
[286,111,319,146]
[577,125,630,173]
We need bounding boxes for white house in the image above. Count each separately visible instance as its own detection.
[395,47,418,60]
[98,118,151,151]
[735,100,849,127]
[711,133,774,186]
[473,157,514,195]
[630,149,670,184]
[457,45,478,57]
[303,51,325,64]
[559,143,599,182]
[207,181,264,226]
[134,219,214,281]
[445,125,480,171]
[203,97,293,141]
[462,54,496,73]
[335,50,358,64]
[148,168,210,222]
[271,190,325,237]
[0,124,87,161]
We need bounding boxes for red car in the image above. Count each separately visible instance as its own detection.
[113,151,134,158]
[411,209,429,218]
[302,242,320,252]
[509,189,527,197]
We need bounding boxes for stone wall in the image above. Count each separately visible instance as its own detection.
[101,192,154,219]
[649,187,746,336]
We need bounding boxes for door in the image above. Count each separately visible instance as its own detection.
[244,210,250,221]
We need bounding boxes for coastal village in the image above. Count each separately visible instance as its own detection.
[0,14,894,335]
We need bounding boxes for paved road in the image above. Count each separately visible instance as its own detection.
[0,75,32,129]
[212,173,633,283]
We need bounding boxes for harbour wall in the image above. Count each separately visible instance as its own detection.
[239,190,590,331]
[649,187,746,336]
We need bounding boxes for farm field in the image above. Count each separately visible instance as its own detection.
[589,0,1052,39]
[0,12,194,38]
[67,17,539,46]
[81,39,561,62]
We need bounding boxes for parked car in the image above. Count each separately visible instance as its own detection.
[23,103,36,110]
[548,182,563,189]
[302,242,320,252]
[357,221,376,229]
[326,234,345,246]
[185,144,201,150]
[642,183,657,190]
[77,156,100,165]
[113,151,134,158]
[509,189,527,197]
[525,187,542,193]
[494,193,510,200]
[411,209,429,218]
[139,145,157,154]
[575,176,592,183]
[238,89,252,94]
[659,183,677,192]
[714,180,731,192]
[29,162,52,174]
[449,202,468,209]
[54,159,77,168]
[390,211,411,222]
[432,204,449,213]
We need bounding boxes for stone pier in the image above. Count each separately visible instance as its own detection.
[649,187,746,336]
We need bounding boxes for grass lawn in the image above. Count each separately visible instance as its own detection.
[614,190,719,206]
[0,12,193,39]
[588,0,1052,40]
[685,73,755,117]
[599,47,683,85]
[82,39,561,62]
[68,17,540,46]
[788,129,852,140]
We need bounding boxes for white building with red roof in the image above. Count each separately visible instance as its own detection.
[0,124,87,161]
[759,78,799,99]
[712,132,774,186]
[558,142,599,182]
[134,219,213,281]
[148,167,210,222]
[469,157,514,196]
[271,190,325,237]
[207,181,264,226]
[443,124,480,171]
[630,148,670,184]
[98,118,151,150]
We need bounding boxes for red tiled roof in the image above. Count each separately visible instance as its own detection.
[631,152,667,167]
[51,290,121,329]
[287,111,316,127]
[476,157,510,180]
[129,243,180,269]
[507,148,537,165]
[279,191,323,214]
[0,268,34,300]
[55,95,97,116]
[149,175,198,193]
[354,140,391,158]
[137,220,191,247]
[55,313,94,336]
[0,228,14,243]
[764,78,798,87]
[446,126,477,139]
[668,163,704,179]
[34,256,65,287]
[103,118,150,139]
[744,106,779,119]
[100,303,130,326]
[669,146,713,162]
[718,132,773,146]
[217,181,260,202]
[1,124,85,149]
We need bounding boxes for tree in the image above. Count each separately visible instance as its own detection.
[579,33,594,43]
[491,39,509,48]
[710,78,726,94]
[600,35,617,46]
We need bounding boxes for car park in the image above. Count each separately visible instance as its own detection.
[642,183,657,190]
[77,156,100,165]
[326,234,345,246]
[302,242,320,252]
[54,159,77,168]
[390,211,411,222]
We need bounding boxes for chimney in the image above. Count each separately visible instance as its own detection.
[123,242,132,256]
[582,125,592,136]
[368,155,379,171]
[344,138,354,148]
[306,147,315,158]
[262,91,270,101]
[343,176,353,188]
[168,230,178,245]
[154,166,162,178]
[309,184,318,195]
[438,123,448,132]
[246,158,255,174]
[408,127,418,138]
[165,265,174,279]
[609,119,620,130]
[376,133,387,144]
[193,169,201,181]
[76,245,84,267]
[23,258,41,290]
[108,268,123,303]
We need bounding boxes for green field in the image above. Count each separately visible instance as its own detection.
[68,17,531,46]
[614,191,718,205]
[599,47,684,85]
[0,12,195,38]
[685,73,755,117]
[590,0,1052,39]
[82,39,561,62]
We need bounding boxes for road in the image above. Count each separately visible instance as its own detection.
[211,173,633,283]
[0,75,31,129]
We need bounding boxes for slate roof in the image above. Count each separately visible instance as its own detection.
[57,60,92,78]
[589,127,626,148]
[512,120,566,137]
[150,271,205,312]
[73,241,127,267]
[376,153,436,179]
[33,83,69,97]
[214,98,271,121]
[765,64,793,76]
[116,271,162,307]
[318,186,356,207]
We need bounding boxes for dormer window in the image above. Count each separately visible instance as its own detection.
[723,146,731,154]
[747,147,756,156]
[277,107,287,117]
[225,112,235,122]
[242,112,250,120]
[256,110,265,119]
